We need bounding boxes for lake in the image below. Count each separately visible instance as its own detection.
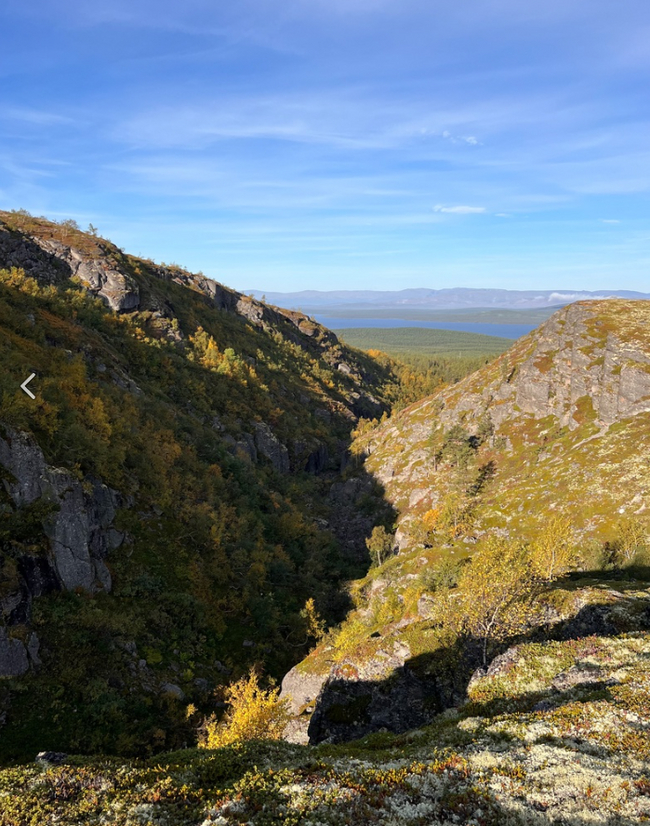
[313,316,536,340]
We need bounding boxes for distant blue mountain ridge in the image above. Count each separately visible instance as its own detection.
[247,287,650,312]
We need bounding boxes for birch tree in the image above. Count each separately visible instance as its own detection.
[453,536,540,667]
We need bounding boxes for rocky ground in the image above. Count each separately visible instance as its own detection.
[1,621,648,825]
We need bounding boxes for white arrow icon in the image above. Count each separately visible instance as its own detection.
[20,373,36,399]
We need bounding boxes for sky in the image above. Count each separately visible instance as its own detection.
[1,0,649,292]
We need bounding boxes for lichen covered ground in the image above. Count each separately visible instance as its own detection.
[2,628,649,825]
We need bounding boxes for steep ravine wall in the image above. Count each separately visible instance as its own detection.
[0,427,122,676]
[361,300,650,545]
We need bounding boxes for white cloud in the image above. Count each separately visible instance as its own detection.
[441,130,481,146]
[433,204,486,214]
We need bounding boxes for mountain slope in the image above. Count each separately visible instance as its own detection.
[0,210,408,760]
[281,299,650,745]
[363,299,650,548]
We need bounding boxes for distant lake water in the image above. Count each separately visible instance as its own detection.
[314,316,536,340]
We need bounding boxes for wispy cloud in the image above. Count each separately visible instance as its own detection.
[433,205,486,214]
[2,0,650,291]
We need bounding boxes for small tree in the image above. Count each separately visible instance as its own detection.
[200,669,290,749]
[440,424,474,469]
[611,515,649,567]
[476,412,494,445]
[531,514,576,581]
[365,525,394,567]
[438,489,474,539]
[452,536,540,667]
[301,597,326,642]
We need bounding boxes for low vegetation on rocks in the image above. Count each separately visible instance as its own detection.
[1,619,648,825]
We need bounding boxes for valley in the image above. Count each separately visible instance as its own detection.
[1,213,649,825]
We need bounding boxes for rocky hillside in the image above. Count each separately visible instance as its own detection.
[2,218,650,824]
[364,298,650,549]
[280,299,650,747]
[0,210,408,760]
[2,590,649,824]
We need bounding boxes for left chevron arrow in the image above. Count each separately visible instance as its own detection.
[20,373,36,399]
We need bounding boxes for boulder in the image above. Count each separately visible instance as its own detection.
[35,752,68,765]
[160,682,185,700]
[280,665,329,717]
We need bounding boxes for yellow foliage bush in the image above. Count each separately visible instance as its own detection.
[199,670,290,749]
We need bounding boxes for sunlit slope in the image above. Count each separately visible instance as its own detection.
[361,299,650,548]
[279,300,650,752]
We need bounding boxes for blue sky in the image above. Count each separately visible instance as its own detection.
[1,0,649,292]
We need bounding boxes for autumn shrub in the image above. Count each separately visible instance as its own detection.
[611,515,650,567]
[445,535,541,666]
[199,670,290,749]
[419,556,462,592]
[530,514,577,581]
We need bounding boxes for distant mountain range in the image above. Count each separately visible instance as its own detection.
[248,287,650,311]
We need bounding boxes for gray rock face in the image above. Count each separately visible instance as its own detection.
[38,239,140,312]
[253,423,290,473]
[292,440,329,474]
[281,666,329,716]
[306,649,442,745]
[0,223,139,312]
[327,475,380,561]
[0,227,69,284]
[431,303,650,434]
[236,297,265,324]
[280,665,331,745]
[0,427,120,595]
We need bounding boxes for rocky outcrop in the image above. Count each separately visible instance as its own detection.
[281,666,329,717]
[253,423,290,473]
[0,427,121,599]
[283,582,650,747]
[282,638,447,745]
[0,629,40,678]
[0,224,139,312]
[280,666,330,744]
[37,239,140,312]
[292,439,329,474]
[0,628,29,677]
[426,301,650,434]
